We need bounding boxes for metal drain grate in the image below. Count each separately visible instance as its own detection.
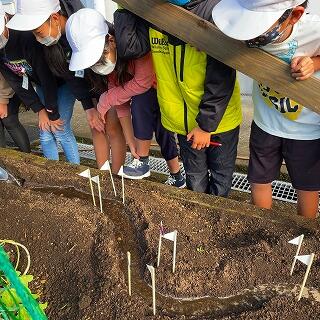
[232,173,298,204]
[45,143,317,207]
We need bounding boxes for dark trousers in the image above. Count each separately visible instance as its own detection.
[131,88,178,161]
[0,113,31,152]
[0,95,30,153]
[178,126,240,197]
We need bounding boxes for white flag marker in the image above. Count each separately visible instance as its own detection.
[127,252,132,296]
[157,221,164,267]
[118,166,125,204]
[146,264,156,315]
[157,225,178,273]
[100,160,117,197]
[289,234,304,275]
[163,230,178,273]
[78,168,90,178]
[91,175,103,213]
[78,169,96,206]
[296,253,315,301]
[163,231,177,242]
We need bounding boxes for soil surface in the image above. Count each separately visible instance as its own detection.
[0,149,320,320]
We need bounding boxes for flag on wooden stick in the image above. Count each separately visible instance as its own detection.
[100,160,117,197]
[288,234,304,275]
[146,264,156,315]
[78,169,96,206]
[91,175,103,213]
[157,224,178,273]
[118,166,125,204]
[296,253,315,301]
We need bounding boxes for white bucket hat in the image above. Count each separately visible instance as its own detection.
[6,0,60,31]
[212,0,306,40]
[66,8,109,71]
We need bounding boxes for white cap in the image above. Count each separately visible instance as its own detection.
[2,0,16,15]
[6,0,60,31]
[212,0,306,41]
[66,8,108,71]
[0,2,5,34]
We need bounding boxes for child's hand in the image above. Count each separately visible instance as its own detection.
[85,108,105,133]
[50,118,64,132]
[187,127,211,150]
[129,144,140,160]
[97,93,112,123]
[38,109,51,132]
[0,103,8,119]
[291,56,315,80]
[97,104,107,122]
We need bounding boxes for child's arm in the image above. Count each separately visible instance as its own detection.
[291,56,320,80]
[97,53,155,117]
[188,56,236,150]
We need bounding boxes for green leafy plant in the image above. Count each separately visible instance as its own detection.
[196,245,206,254]
[0,246,47,320]
[0,273,47,320]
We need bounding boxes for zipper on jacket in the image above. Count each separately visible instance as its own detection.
[173,45,178,79]
[174,44,188,134]
[180,44,185,82]
[184,101,189,133]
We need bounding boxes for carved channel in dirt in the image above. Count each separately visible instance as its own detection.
[0,149,320,319]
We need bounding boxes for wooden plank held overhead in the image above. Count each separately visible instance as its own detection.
[114,0,320,114]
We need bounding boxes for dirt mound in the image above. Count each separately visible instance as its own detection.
[0,149,319,319]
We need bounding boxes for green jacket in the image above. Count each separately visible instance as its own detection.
[150,29,242,135]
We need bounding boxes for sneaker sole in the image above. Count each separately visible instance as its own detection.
[165,182,187,189]
[122,171,151,180]
[178,182,187,189]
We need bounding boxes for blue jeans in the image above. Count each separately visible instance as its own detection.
[36,84,80,164]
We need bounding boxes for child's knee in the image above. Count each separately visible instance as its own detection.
[106,121,122,139]
[39,130,54,143]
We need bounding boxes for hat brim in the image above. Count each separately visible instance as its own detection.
[6,13,49,31]
[212,0,285,41]
[69,35,106,72]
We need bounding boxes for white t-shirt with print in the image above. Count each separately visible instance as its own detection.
[252,13,320,140]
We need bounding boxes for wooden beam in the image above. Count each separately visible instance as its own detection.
[114,0,320,114]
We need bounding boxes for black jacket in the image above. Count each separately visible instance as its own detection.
[114,10,151,60]
[0,30,60,120]
[49,0,98,110]
[114,0,236,133]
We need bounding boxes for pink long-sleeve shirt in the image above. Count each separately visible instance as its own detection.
[97,52,157,118]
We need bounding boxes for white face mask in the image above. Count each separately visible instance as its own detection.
[36,16,61,47]
[91,60,116,75]
[91,49,117,75]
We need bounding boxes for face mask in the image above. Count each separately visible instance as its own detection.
[91,53,117,76]
[36,16,61,47]
[245,10,292,48]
